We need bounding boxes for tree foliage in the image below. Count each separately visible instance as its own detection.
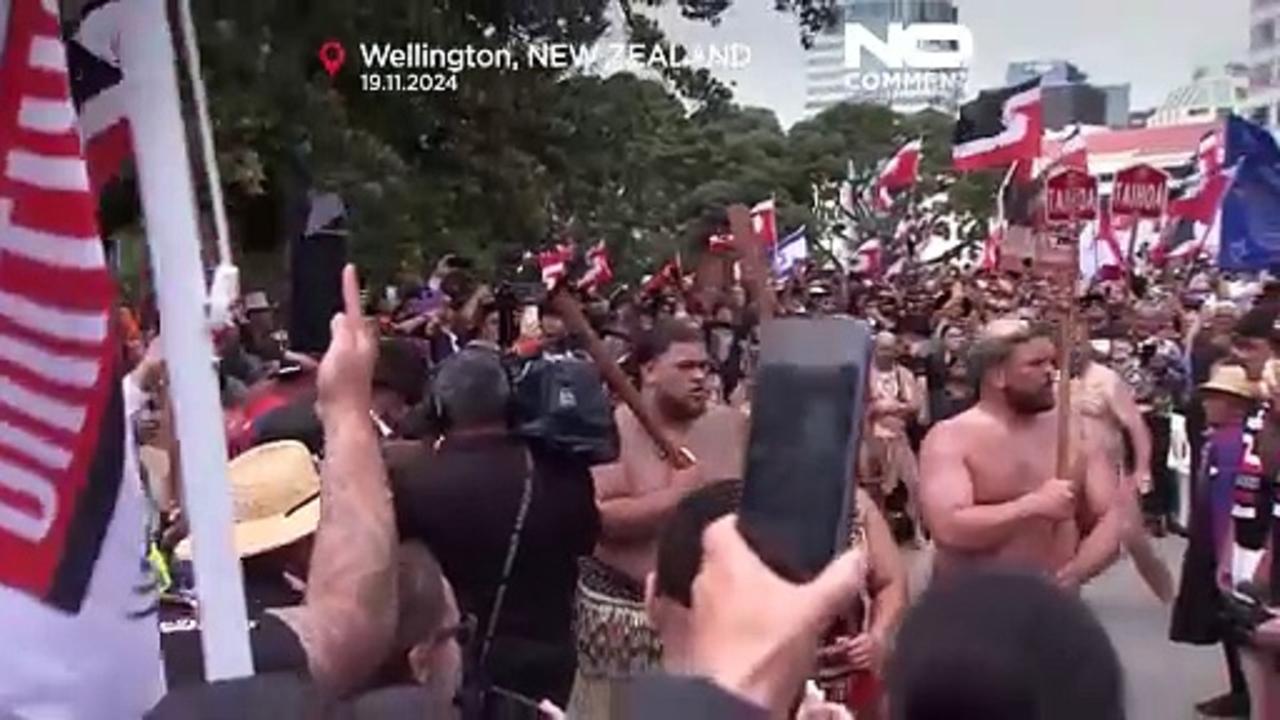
[102,0,1000,288]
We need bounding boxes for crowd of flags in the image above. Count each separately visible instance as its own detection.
[948,74,1256,278]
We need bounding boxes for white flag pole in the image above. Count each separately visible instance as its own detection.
[118,0,253,680]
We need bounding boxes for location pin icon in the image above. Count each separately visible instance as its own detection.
[318,40,346,78]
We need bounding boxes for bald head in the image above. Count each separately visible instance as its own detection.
[873,330,899,368]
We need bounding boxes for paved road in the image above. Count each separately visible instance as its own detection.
[1084,537,1226,720]
[906,537,1227,720]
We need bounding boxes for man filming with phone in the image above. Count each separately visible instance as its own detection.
[919,319,1123,589]
[570,319,748,717]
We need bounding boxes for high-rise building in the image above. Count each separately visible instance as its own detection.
[803,0,964,118]
[1000,60,1130,130]
[1006,60,1087,87]
[1244,1,1280,126]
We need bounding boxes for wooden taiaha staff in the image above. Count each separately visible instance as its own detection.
[548,286,695,470]
[727,204,777,321]
[1055,219,1082,478]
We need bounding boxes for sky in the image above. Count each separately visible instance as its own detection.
[637,0,1249,129]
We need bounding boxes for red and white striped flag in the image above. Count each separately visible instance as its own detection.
[577,241,613,290]
[1088,202,1127,280]
[980,223,1002,272]
[0,0,120,608]
[539,243,572,290]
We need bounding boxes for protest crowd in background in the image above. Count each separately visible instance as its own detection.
[81,232,1280,719]
[10,0,1280,716]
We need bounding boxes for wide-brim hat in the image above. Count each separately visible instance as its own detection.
[1199,364,1259,402]
[175,440,320,561]
[243,291,276,313]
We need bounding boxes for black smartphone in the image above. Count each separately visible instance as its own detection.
[738,317,872,582]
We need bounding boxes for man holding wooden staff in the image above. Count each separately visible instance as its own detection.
[567,317,749,717]
[919,318,1125,589]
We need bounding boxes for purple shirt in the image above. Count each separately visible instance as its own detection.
[1204,423,1244,564]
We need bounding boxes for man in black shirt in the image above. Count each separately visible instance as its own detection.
[392,345,599,707]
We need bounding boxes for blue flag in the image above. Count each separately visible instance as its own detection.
[772,227,808,276]
[1219,116,1280,271]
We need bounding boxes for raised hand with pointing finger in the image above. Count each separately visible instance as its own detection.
[316,264,379,425]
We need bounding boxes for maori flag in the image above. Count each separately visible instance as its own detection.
[953,78,1043,173]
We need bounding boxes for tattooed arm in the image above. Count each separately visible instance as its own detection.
[271,266,398,698]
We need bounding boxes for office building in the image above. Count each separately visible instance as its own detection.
[1006,59,1087,87]
[1002,60,1130,130]
[1245,1,1280,126]
[804,0,964,118]
[1150,65,1248,127]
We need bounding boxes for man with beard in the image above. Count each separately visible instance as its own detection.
[569,319,748,717]
[920,319,1123,587]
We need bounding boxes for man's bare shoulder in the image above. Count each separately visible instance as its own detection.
[929,406,994,438]
[698,403,748,430]
[613,403,645,436]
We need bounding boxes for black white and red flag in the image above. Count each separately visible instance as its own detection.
[1044,125,1088,174]
[0,0,121,611]
[953,78,1043,173]
[64,0,130,191]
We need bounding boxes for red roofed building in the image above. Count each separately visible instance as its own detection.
[1040,121,1219,191]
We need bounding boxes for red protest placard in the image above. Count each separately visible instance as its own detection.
[1111,163,1169,219]
[1044,167,1099,223]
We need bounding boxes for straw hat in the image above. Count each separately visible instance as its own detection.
[1199,365,1259,402]
[242,291,276,313]
[175,440,320,561]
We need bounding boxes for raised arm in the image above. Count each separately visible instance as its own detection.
[272,265,398,697]
[593,461,697,543]
[919,422,1072,551]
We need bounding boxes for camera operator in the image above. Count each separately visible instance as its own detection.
[390,345,601,709]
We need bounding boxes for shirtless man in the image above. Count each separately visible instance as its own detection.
[1074,339,1175,602]
[569,318,748,717]
[920,319,1122,588]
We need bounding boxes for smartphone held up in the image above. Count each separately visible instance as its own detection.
[738,317,873,583]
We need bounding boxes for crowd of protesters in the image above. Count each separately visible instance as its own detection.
[114,248,1280,719]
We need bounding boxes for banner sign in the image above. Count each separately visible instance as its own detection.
[1112,163,1168,219]
[1044,167,1098,223]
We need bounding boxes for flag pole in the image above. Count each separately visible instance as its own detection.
[176,0,238,327]
[119,0,253,680]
